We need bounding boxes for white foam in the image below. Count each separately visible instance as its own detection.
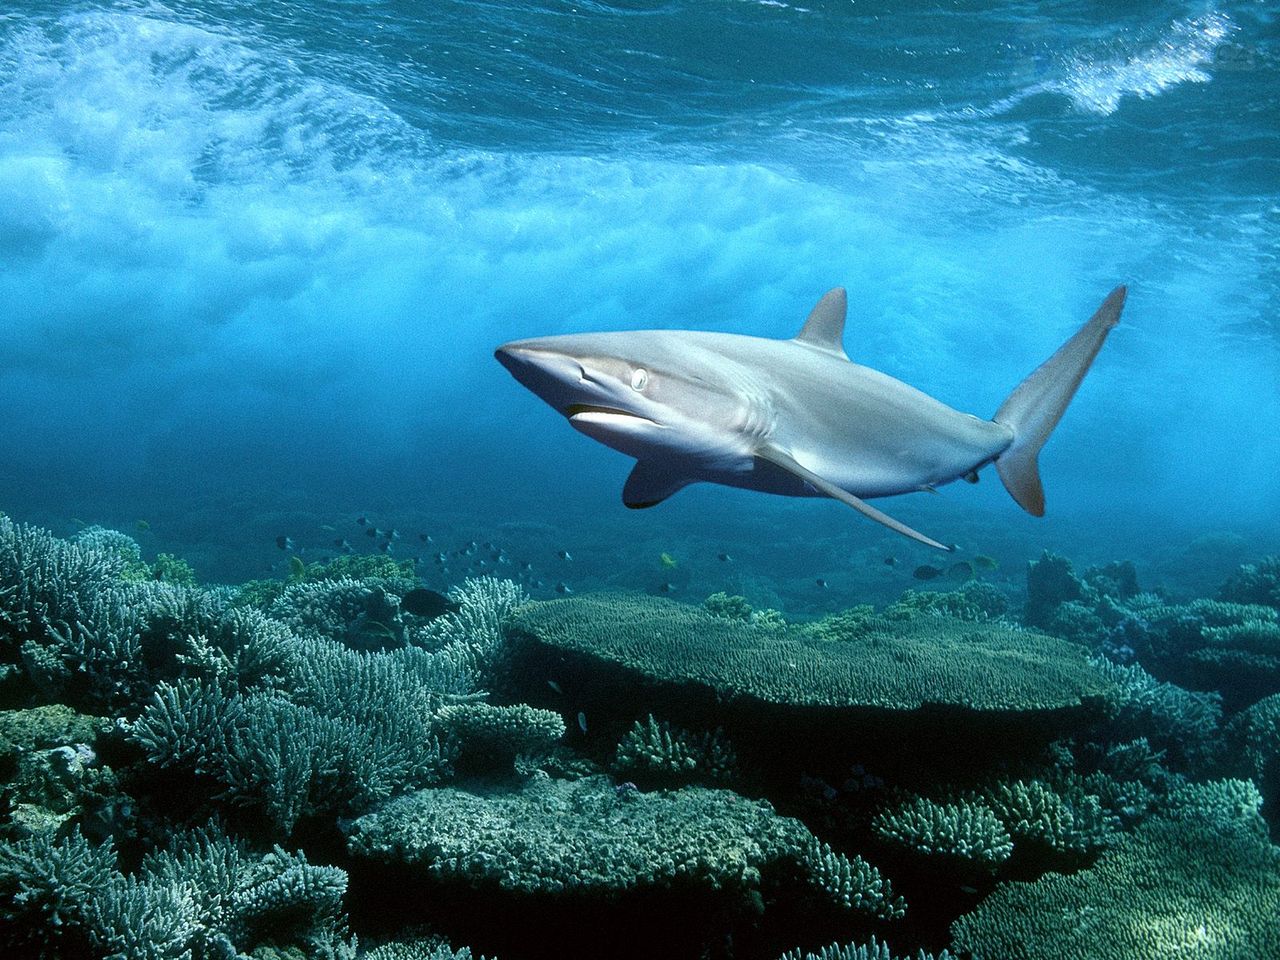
[1038,12,1234,116]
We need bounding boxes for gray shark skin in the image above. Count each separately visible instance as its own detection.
[495,285,1127,551]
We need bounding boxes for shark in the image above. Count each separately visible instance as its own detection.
[495,285,1127,551]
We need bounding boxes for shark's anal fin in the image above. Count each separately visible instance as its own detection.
[757,446,955,552]
[623,460,693,509]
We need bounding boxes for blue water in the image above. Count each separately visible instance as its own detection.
[0,0,1277,600]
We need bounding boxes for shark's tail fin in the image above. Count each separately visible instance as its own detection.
[993,286,1127,516]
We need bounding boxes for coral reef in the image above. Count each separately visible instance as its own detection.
[871,797,1013,870]
[3,515,1279,960]
[613,714,739,787]
[777,938,955,960]
[951,781,1280,959]
[346,774,902,920]
[506,595,1109,713]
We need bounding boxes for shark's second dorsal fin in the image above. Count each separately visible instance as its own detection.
[792,287,849,360]
[757,445,954,552]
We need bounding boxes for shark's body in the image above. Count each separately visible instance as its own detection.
[496,286,1126,550]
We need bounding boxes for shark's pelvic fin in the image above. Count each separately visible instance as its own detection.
[623,460,693,509]
[792,288,849,360]
[993,285,1127,517]
[757,446,955,552]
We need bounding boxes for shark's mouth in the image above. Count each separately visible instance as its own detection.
[565,403,645,421]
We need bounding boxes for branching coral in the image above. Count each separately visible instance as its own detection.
[0,823,357,958]
[436,702,565,771]
[800,838,905,920]
[778,937,955,960]
[871,796,1013,868]
[951,782,1280,960]
[613,714,739,786]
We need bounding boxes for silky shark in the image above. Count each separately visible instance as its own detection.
[495,285,1126,551]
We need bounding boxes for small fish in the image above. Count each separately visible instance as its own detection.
[288,555,305,577]
[365,527,377,539]
[658,581,676,593]
[386,528,400,541]
[973,554,999,571]
[520,561,534,572]
[320,524,337,532]
[419,532,432,542]
[959,885,979,895]
[70,517,89,528]
[434,552,447,565]
[276,535,295,551]
[557,550,572,561]
[555,581,572,594]
[913,564,944,581]
[577,711,588,734]
[135,520,151,532]
[949,560,975,580]
[660,552,678,569]
[718,552,732,562]
[815,578,828,589]
[400,588,460,620]
[547,679,564,695]
[379,542,393,554]
[883,556,897,567]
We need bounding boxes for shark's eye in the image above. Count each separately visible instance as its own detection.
[630,368,649,391]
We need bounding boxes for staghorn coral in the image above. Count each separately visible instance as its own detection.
[0,823,357,959]
[951,781,1280,960]
[613,714,739,787]
[1092,658,1222,773]
[0,827,116,953]
[871,796,1013,868]
[0,516,125,658]
[346,774,902,919]
[973,778,1118,859]
[416,577,528,680]
[777,937,955,960]
[799,838,905,920]
[269,577,408,651]
[506,595,1111,713]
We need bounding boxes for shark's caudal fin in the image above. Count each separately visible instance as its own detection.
[994,286,1127,516]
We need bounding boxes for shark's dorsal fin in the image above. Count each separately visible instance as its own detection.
[757,445,955,552]
[792,288,849,360]
[623,460,693,509]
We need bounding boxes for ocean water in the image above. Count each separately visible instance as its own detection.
[1,1,1279,957]
[1,0,1276,601]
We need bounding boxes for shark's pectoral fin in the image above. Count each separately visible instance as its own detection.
[623,460,693,509]
[756,446,955,552]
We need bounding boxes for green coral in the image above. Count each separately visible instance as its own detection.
[366,942,491,960]
[974,778,1118,859]
[613,714,739,787]
[778,937,955,960]
[269,577,409,650]
[436,702,564,770]
[883,581,1009,622]
[0,824,356,958]
[800,838,905,920]
[346,774,900,919]
[506,595,1111,713]
[1218,555,1280,609]
[951,780,1280,960]
[871,796,1013,868]
[150,553,197,587]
